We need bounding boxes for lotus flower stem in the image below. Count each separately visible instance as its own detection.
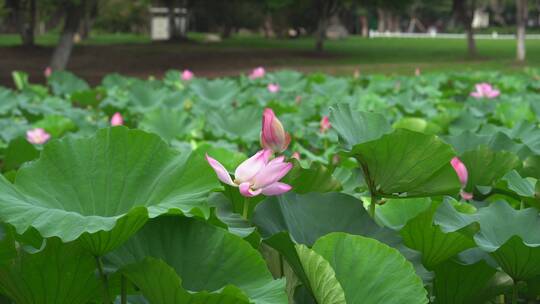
[121,275,127,304]
[511,281,518,304]
[242,198,249,219]
[369,193,377,218]
[95,256,112,304]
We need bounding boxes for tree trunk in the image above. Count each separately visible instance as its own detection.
[516,0,528,61]
[454,0,477,57]
[50,1,84,71]
[315,17,327,52]
[7,0,35,46]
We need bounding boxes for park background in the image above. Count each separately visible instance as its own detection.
[0,0,539,85]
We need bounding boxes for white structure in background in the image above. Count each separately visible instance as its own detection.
[326,15,349,40]
[472,9,490,29]
[149,7,188,41]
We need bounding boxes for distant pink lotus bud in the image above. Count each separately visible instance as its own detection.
[451,157,473,200]
[470,83,500,99]
[291,152,300,160]
[295,95,302,104]
[182,70,194,81]
[206,149,293,197]
[267,83,280,93]
[261,108,290,153]
[320,116,331,133]
[44,67,52,78]
[451,157,468,186]
[110,112,124,126]
[26,128,50,145]
[415,68,421,76]
[249,67,266,79]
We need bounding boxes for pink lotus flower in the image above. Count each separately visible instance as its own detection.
[44,67,52,78]
[470,83,500,99]
[267,83,280,93]
[415,68,421,76]
[110,112,124,126]
[182,70,194,81]
[291,152,300,160]
[451,157,473,200]
[26,128,50,145]
[206,149,293,197]
[261,108,290,153]
[320,116,331,133]
[249,67,266,79]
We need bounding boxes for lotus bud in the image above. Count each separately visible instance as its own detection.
[261,108,290,153]
[110,112,124,126]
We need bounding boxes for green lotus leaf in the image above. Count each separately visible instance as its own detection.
[330,103,391,149]
[121,257,252,303]
[32,114,77,137]
[433,260,499,304]
[350,129,461,197]
[2,137,39,172]
[47,71,90,96]
[252,192,430,288]
[375,197,432,230]
[107,216,287,304]
[0,127,219,254]
[435,200,540,280]
[310,233,428,304]
[0,238,100,304]
[138,107,192,143]
[459,146,520,193]
[206,106,261,142]
[295,245,346,304]
[400,202,476,270]
[281,160,342,194]
[189,78,239,107]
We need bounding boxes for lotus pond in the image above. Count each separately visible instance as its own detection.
[1,68,540,303]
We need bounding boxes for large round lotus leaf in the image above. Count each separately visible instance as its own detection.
[121,257,252,304]
[107,216,287,304]
[310,233,428,304]
[400,202,476,270]
[329,103,391,149]
[0,127,219,255]
[435,200,540,280]
[189,78,239,107]
[433,260,509,304]
[0,238,100,304]
[138,107,192,143]
[295,245,346,304]
[206,106,261,142]
[252,192,430,290]
[459,146,520,193]
[350,129,461,197]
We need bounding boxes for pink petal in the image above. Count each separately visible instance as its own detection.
[261,108,289,153]
[252,158,293,189]
[182,70,194,81]
[451,157,468,187]
[234,149,272,183]
[239,182,262,197]
[470,92,482,98]
[261,182,292,196]
[320,116,331,133]
[26,128,50,145]
[110,112,124,126]
[205,154,235,186]
[460,190,473,200]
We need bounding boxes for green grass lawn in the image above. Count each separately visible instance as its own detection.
[1,32,539,76]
